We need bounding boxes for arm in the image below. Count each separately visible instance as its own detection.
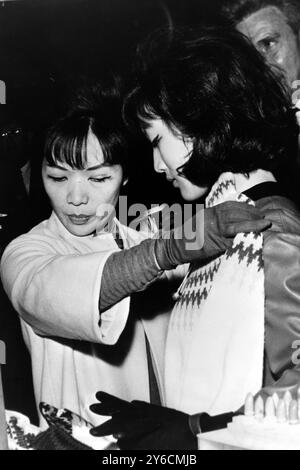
[0,235,129,345]
[1,202,270,344]
[100,202,270,311]
[89,392,235,450]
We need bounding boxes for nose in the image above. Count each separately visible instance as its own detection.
[67,181,89,206]
[153,150,167,174]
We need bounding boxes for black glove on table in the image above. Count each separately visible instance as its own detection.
[89,392,235,450]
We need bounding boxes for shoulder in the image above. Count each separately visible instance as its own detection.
[256,196,300,265]
[1,218,65,259]
[256,196,300,238]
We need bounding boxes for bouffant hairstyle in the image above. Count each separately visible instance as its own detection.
[124,26,298,188]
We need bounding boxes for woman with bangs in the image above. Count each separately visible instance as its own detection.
[0,80,266,431]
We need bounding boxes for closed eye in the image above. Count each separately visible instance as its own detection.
[151,135,161,149]
[47,175,67,182]
[89,176,111,183]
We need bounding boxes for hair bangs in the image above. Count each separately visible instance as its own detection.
[45,116,91,169]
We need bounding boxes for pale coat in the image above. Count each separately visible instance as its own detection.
[0,212,171,428]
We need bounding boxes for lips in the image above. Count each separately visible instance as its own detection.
[166,176,179,188]
[68,214,92,225]
[167,178,178,188]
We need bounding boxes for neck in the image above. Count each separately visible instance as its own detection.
[233,170,276,194]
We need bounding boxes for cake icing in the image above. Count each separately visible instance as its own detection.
[227,390,300,450]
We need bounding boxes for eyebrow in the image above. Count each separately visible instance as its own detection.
[46,163,109,171]
[254,27,280,38]
[257,31,280,39]
[86,164,109,171]
[46,163,68,171]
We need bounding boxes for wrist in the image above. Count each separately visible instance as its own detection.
[154,234,178,271]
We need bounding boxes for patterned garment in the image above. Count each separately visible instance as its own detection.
[164,172,265,416]
[5,403,118,450]
[6,411,39,450]
[5,407,88,450]
[37,403,117,450]
[39,402,80,434]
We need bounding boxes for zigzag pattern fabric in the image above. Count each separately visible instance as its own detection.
[226,232,264,269]
[164,172,265,416]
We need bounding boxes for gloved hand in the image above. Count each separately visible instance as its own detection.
[154,201,271,270]
[90,392,196,450]
[89,392,235,450]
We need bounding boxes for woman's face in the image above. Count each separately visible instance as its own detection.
[42,130,124,237]
[145,119,209,201]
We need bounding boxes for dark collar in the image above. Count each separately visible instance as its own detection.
[242,182,286,202]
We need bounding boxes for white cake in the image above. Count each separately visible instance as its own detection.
[226,390,300,450]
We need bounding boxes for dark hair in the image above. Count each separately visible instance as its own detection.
[221,0,300,35]
[45,78,129,177]
[124,26,299,188]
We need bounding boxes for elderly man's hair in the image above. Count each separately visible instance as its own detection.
[221,0,300,34]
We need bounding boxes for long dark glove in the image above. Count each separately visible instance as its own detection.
[100,202,271,311]
[89,392,234,450]
[154,201,271,270]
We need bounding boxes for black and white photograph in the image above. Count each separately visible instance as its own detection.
[1,0,300,453]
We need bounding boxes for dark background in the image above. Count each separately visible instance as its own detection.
[0,0,222,221]
[0,0,222,423]
[2,0,222,130]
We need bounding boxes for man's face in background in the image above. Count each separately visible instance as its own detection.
[237,6,300,88]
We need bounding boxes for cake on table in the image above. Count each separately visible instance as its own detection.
[199,390,300,450]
